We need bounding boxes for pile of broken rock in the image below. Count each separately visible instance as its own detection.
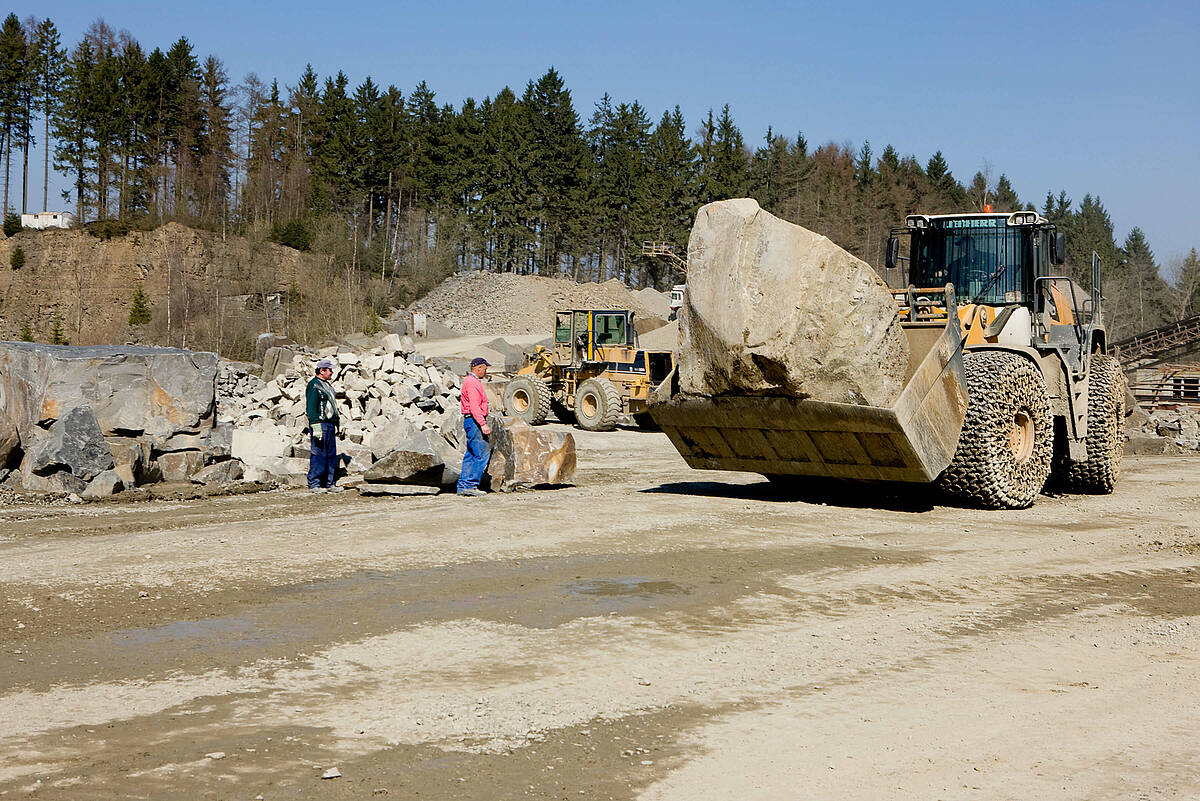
[220,333,576,494]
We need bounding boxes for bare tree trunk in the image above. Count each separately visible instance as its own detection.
[42,103,49,211]
[21,138,29,214]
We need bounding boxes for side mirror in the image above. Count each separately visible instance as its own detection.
[885,237,899,270]
[1053,232,1066,265]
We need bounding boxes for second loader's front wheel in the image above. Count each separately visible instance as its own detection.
[937,351,1053,509]
[1058,353,1126,494]
[503,375,552,425]
[575,378,621,431]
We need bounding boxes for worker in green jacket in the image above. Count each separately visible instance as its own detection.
[306,359,342,492]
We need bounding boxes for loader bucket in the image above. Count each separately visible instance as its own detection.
[649,320,968,483]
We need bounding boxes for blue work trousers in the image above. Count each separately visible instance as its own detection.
[308,422,338,488]
[457,417,491,492]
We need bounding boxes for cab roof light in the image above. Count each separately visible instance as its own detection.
[1006,211,1047,226]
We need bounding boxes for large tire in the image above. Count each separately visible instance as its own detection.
[503,375,552,425]
[575,377,621,431]
[1058,353,1126,493]
[937,351,1053,509]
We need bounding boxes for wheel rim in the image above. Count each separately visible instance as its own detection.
[511,388,530,413]
[581,391,598,419]
[1010,409,1035,462]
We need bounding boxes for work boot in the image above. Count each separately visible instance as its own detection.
[327,485,346,493]
[457,488,487,497]
[308,486,327,493]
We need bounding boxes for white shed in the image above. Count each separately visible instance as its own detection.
[20,211,76,230]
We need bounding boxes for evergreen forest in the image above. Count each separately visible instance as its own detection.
[1,13,1197,342]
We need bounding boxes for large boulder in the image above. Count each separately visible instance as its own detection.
[157,450,205,481]
[486,417,576,491]
[191,459,244,485]
[83,469,126,498]
[365,417,418,459]
[24,406,115,481]
[0,343,218,438]
[678,199,909,407]
[365,429,462,487]
[106,436,150,484]
[231,424,292,468]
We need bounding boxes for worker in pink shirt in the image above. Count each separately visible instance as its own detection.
[457,356,492,496]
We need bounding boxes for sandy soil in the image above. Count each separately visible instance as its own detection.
[0,426,1197,800]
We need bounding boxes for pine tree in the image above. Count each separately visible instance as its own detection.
[478,86,532,273]
[197,55,232,225]
[993,174,1020,211]
[31,18,63,212]
[1169,249,1200,319]
[54,38,97,221]
[0,14,29,215]
[49,313,67,344]
[705,104,748,201]
[10,244,23,268]
[748,128,789,212]
[854,140,875,188]
[1068,194,1119,287]
[642,106,698,288]
[128,282,151,326]
[522,68,588,275]
[1116,227,1173,337]
[19,320,33,341]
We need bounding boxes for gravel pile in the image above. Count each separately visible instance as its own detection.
[409,273,668,335]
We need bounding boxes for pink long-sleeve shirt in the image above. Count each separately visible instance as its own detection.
[460,373,489,425]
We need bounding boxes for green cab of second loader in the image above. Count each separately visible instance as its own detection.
[504,309,674,431]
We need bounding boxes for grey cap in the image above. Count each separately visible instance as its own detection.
[316,359,334,371]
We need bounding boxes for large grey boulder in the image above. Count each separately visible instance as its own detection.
[25,406,115,481]
[106,436,150,484]
[83,469,126,498]
[231,424,292,468]
[364,449,442,485]
[366,429,462,486]
[157,450,205,481]
[191,459,244,485]
[365,417,418,458]
[678,199,909,407]
[0,343,218,438]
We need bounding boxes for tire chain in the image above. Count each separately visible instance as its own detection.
[1057,353,1126,494]
[937,351,1054,509]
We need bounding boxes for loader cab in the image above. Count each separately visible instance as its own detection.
[553,309,636,366]
[899,213,1041,305]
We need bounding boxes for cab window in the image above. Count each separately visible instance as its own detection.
[594,314,626,345]
[554,313,572,343]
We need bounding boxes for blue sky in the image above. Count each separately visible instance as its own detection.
[11,0,1200,266]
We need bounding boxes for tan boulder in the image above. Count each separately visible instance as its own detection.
[486,418,576,491]
[679,199,909,407]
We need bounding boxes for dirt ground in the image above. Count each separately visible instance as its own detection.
[0,426,1197,800]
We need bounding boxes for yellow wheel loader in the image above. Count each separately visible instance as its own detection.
[650,210,1125,509]
[505,309,674,431]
